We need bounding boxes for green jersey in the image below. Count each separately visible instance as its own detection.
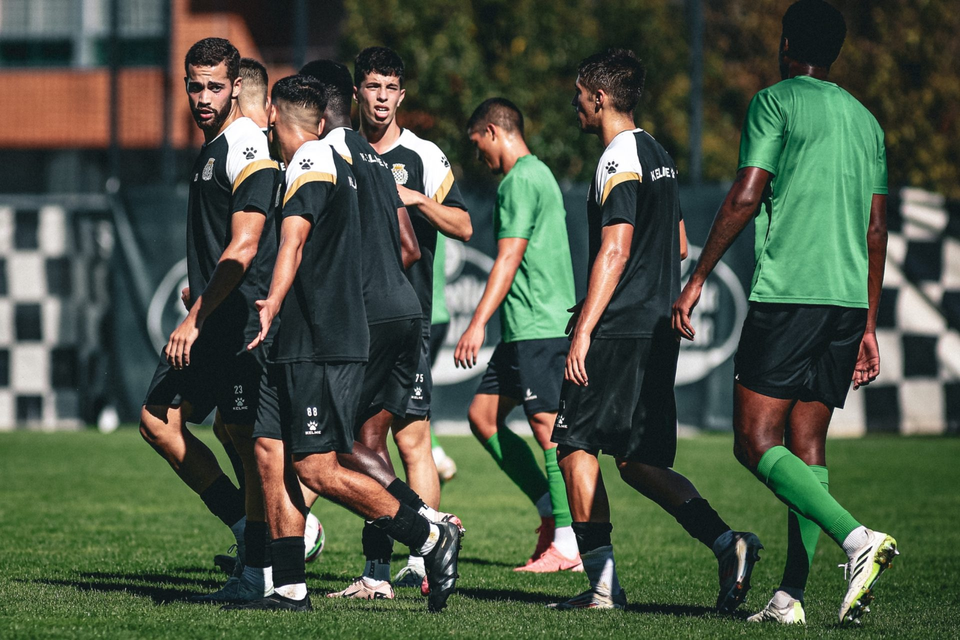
[431,234,450,325]
[495,154,576,342]
[738,75,887,308]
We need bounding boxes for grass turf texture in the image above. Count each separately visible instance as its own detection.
[0,429,957,639]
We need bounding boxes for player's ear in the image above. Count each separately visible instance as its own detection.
[353,85,358,103]
[398,88,405,106]
[486,123,498,141]
[317,116,326,137]
[232,75,242,99]
[594,88,606,111]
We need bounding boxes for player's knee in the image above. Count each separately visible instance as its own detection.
[139,406,170,443]
[293,455,338,494]
[733,434,763,470]
[467,403,495,441]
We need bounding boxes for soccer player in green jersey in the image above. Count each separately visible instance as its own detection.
[455,98,579,572]
[673,0,896,625]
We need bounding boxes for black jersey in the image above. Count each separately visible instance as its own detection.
[378,128,468,321]
[186,116,280,353]
[325,127,421,325]
[274,140,368,363]
[587,128,681,337]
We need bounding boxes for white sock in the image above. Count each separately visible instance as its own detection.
[275,582,307,600]
[580,545,621,595]
[711,530,735,557]
[432,444,447,463]
[418,505,440,522]
[407,549,430,570]
[535,493,553,518]
[362,559,392,581]
[553,526,578,558]
[361,576,388,587]
[773,587,803,606]
[842,526,871,560]
[262,566,274,594]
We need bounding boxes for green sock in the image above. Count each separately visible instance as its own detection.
[756,446,859,546]
[430,429,441,450]
[482,429,549,505]
[543,446,573,528]
[781,465,829,590]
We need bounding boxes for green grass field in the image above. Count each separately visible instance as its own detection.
[0,429,957,639]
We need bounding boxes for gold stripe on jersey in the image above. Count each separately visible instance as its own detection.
[233,159,280,193]
[600,172,641,206]
[432,169,455,203]
[283,171,336,206]
[340,154,353,164]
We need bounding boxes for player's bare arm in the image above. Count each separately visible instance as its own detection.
[397,205,421,268]
[247,215,312,351]
[166,209,266,369]
[454,237,528,368]
[249,215,311,347]
[679,219,689,260]
[853,193,887,389]
[397,184,473,241]
[672,166,770,341]
[566,223,632,386]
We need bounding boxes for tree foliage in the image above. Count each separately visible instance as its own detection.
[340,0,960,196]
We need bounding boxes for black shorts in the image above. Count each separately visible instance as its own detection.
[142,342,266,426]
[734,303,868,409]
[378,318,432,419]
[551,335,679,467]
[254,361,365,455]
[475,338,567,417]
[362,318,421,421]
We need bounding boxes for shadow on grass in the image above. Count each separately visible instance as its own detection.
[459,586,722,618]
[24,569,227,605]
[457,556,518,568]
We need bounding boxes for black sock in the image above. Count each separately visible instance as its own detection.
[671,498,730,549]
[572,521,613,554]
[244,520,271,569]
[372,503,430,551]
[199,474,246,527]
[271,537,306,588]
[362,521,394,563]
[221,440,247,497]
[386,478,425,511]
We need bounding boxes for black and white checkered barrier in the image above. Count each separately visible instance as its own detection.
[831,188,960,435]
[0,201,113,430]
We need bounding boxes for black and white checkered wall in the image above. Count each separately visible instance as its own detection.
[831,188,960,436]
[0,204,112,430]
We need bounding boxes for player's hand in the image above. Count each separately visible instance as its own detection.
[180,286,191,311]
[853,331,881,390]
[454,323,485,369]
[565,301,584,336]
[672,281,702,341]
[248,299,279,351]
[565,331,591,386]
[396,184,424,207]
[165,313,202,370]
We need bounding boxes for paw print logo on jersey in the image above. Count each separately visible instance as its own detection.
[412,386,423,400]
[243,146,256,160]
[440,155,450,168]
[605,161,618,174]
[300,159,313,171]
[392,163,409,185]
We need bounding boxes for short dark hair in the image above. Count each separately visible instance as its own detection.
[577,48,645,114]
[354,46,404,88]
[271,75,327,119]
[184,37,240,82]
[782,0,846,68]
[239,57,268,93]
[467,98,524,136]
[300,60,354,118]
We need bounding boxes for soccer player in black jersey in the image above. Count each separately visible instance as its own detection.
[140,38,278,603]
[548,49,761,612]
[227,75,460,612]
[355,45,473,587]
